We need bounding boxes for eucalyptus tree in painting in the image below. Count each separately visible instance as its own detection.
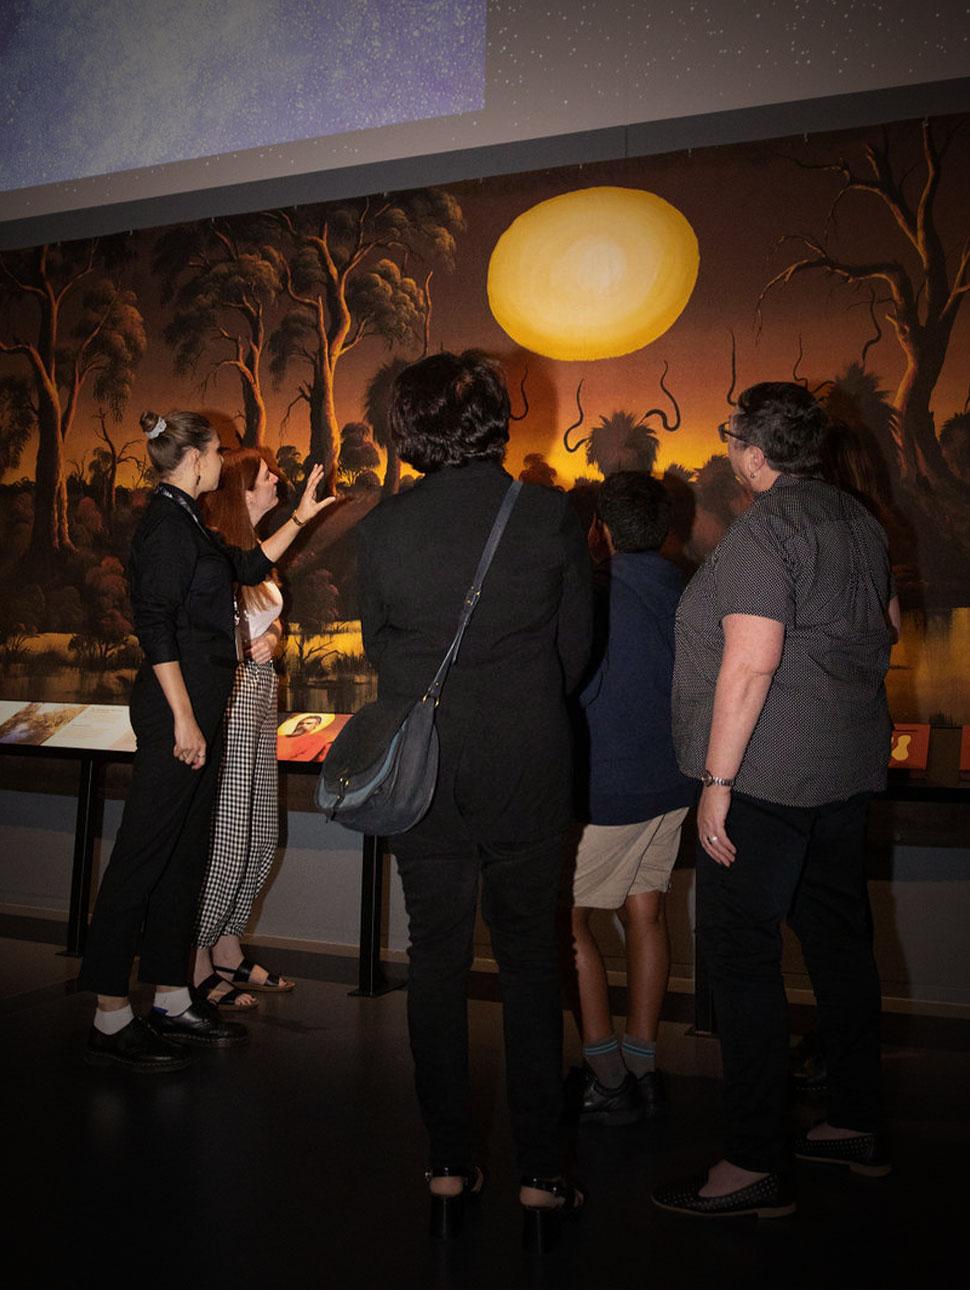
[0,238,145,566]
[267,191,464,473]
[153,217,283,446]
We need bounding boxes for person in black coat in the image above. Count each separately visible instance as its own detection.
[79,409,333,1071]
[355,351,592,1246]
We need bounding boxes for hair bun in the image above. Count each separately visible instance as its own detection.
[140,411,167,440]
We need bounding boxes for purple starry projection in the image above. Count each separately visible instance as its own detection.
[0,0,486,191]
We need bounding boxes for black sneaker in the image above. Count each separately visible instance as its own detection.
[637,1069,670,1117]
[580,1070,643,1126]
[85,1015,194,1073]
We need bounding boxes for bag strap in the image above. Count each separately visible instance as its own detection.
[423,479,523,702]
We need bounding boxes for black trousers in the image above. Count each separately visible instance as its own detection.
[78,663,231,998]
[393,826,566,1178]
[696,791,882,1173]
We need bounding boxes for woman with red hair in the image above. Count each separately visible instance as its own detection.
[192,447,293,1008]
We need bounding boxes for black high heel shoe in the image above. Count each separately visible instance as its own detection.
[520,1176,585,1254]
[426,1165,485,1240]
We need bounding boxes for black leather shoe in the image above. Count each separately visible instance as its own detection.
[85,1016,194,1073]
[148,998,248,1047]
[653,1171,796,1219]
[637,1069,669,1117]
[793,1128,891,1177]
[580,1070,643,1126]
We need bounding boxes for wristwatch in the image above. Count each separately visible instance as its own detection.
[701,769,735,788]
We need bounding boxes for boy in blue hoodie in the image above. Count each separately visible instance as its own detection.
[570,472,696,1125]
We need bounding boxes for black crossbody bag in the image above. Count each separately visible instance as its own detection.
[315,480,522,835]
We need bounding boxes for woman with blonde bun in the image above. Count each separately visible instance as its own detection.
[79,411,333,1071]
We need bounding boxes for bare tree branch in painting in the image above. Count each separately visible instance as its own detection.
[634,360,681,432]
[758,119,970,489]
[791,336,833,397]
[89,407,142,517]
[561,380,587,454]
[725,330,739,409]
[509,367,529,421]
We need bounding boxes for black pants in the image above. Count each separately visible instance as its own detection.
[78,665,230,997]
[393,828,566,1178]
[696,791,882,1173]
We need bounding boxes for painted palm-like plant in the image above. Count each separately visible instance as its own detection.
[585,411,660,476]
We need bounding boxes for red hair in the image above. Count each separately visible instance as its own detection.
[202,446,281,612]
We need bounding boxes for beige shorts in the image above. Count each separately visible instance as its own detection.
[571,807,690,909]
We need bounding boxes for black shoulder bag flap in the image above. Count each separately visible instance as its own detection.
[314,479,522,836]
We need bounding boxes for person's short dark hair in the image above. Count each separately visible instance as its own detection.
[388,350,510,473]
[596,471,672,552]
[734,382,827,475]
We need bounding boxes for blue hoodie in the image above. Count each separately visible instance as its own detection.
[575,551,697,825]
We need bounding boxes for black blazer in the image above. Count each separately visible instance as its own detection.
[356,460,592,843]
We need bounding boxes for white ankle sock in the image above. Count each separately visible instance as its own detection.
[152,987,192,1016]
[94,1004,134,1035]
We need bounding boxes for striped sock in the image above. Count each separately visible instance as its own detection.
[622,1035,657,1076]
[583,1036,627,1089]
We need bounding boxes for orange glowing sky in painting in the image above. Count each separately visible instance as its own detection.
[9,115,970,492]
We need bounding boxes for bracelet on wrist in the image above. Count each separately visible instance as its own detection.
[290,512,306,527]
[701,769,735,788]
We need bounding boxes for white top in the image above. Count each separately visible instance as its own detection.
[237,580,283,659]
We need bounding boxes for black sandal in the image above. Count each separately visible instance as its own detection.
[520,1176,585,1254]
[194,972,258,1011]
[425,1165,485,1240]
[213,958,294,993]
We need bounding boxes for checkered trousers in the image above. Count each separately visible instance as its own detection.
[195,659,279,946]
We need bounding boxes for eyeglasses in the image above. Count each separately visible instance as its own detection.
[717,420,747,446]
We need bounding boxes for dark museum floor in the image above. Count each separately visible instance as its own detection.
[3,924,968,1290]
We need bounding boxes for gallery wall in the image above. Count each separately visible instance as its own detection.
[2,104,968,726]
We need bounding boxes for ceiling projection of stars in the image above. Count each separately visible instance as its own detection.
[1,0,485,192]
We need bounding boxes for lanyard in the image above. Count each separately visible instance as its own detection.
[155,484,216,545]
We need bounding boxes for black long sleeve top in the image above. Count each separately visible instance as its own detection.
[130,485,273,668]
[355,460,593,841]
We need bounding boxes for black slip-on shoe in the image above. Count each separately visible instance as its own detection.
[580,1070,643,1127]
[147,998,248,1048]
[653,1172,797,1219]
[85,1016,194,1073]
[793,1129,891,1177]
[637,1069,670,1117]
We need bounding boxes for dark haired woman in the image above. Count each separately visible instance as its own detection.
[355,350,592,1248]
[191,447,293,1009]
[79,412,333,1070]
[654,382,898,1218]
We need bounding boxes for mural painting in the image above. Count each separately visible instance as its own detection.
[1,111,968,726]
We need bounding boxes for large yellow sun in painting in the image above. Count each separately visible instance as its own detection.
[487,186,699,361]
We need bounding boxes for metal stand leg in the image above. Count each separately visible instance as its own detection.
[349,834,403,998]
[62,757,100,959]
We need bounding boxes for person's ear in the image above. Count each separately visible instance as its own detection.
[744,444,766,477]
